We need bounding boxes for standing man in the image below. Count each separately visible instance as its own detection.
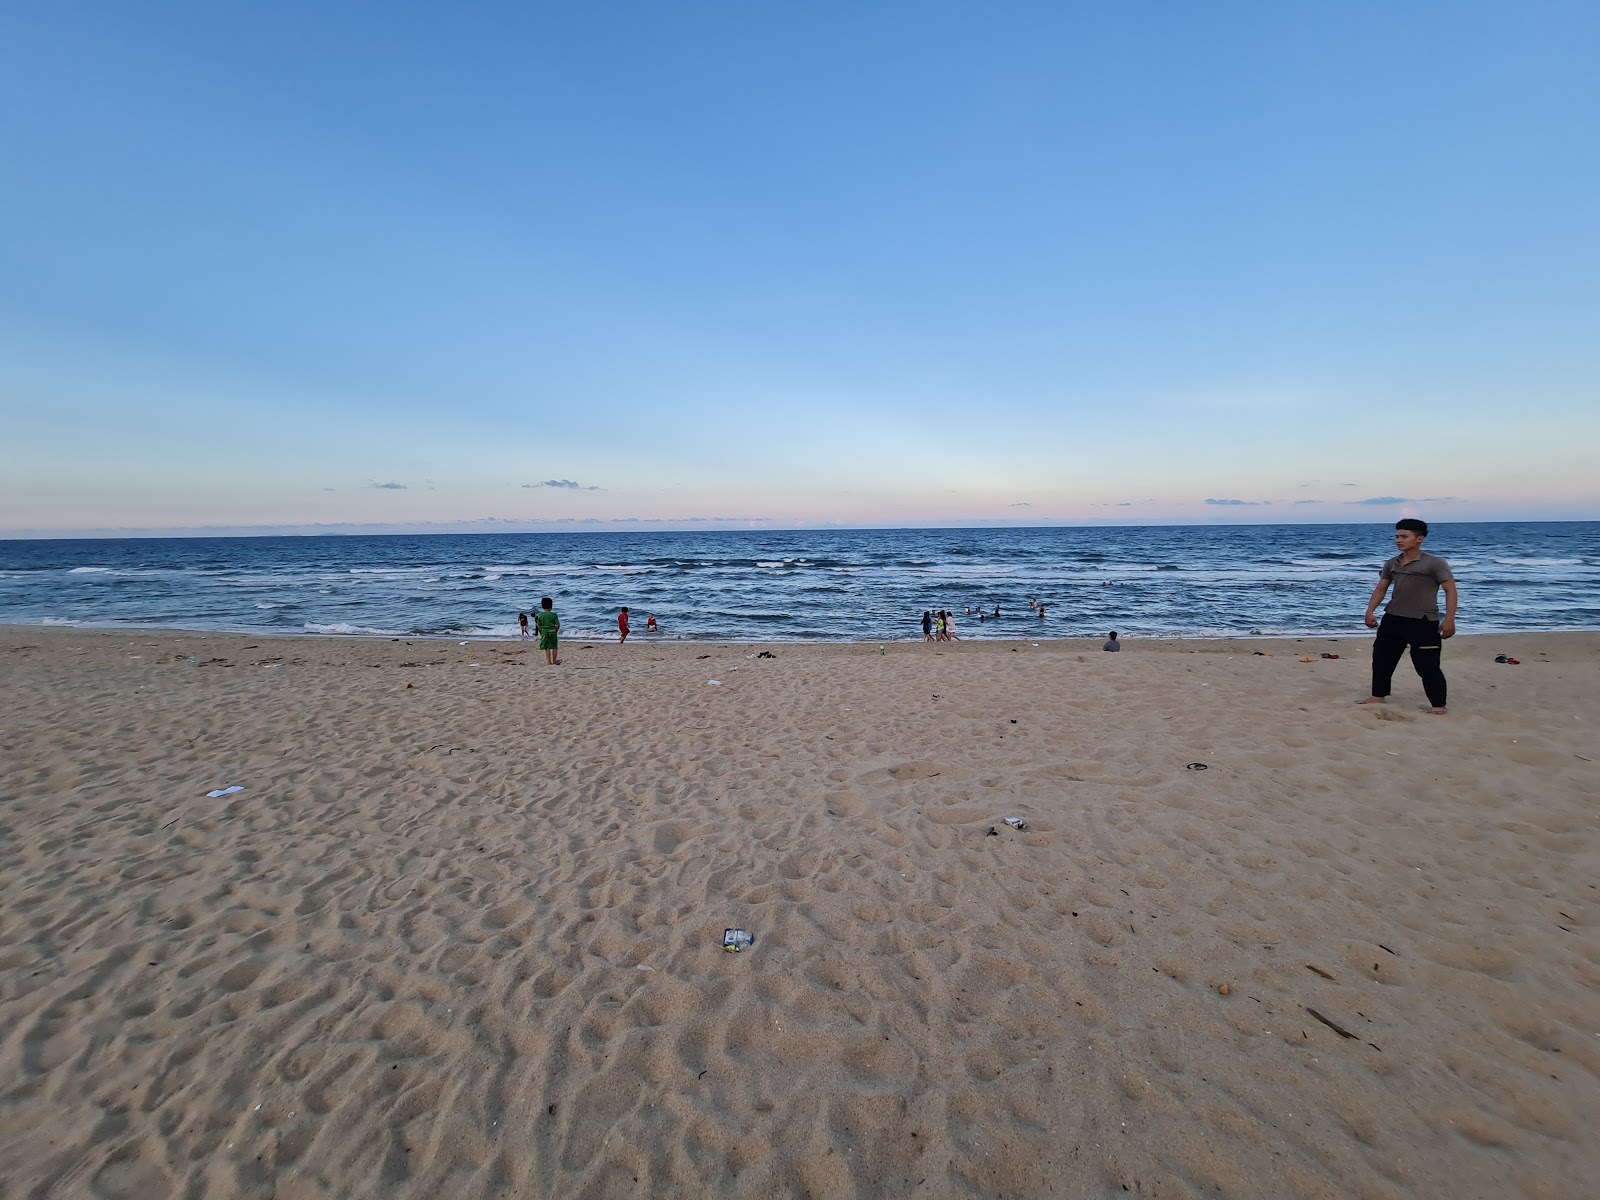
[1360,519,1457,713]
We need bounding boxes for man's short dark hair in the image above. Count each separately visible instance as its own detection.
[1395,518,1428,537]
[1108,631,1118,639]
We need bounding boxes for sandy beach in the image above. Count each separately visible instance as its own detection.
[1,625,1596,1199]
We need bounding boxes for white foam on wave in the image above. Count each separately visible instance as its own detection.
[1490,557,1584,566]
[254,602,291,609]
[67,566,114,574]
[304,622,404,637]
[39,616,78,625]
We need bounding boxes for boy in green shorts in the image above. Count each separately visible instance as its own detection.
[534,596,561,665]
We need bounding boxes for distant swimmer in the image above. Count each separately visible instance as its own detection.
[646,614,658,632]
[993,606,1000,618]
[1103,631,1121,651]
[1359,519,1457,714]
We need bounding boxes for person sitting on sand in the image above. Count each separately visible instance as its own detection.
[518,611,529,640]
[1103,631,1121,651]
[535,596,561,665]
[1359,518,1457,714]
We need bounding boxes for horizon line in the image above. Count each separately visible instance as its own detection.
[3,516,1596,542]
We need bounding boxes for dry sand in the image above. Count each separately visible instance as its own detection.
[1,625,1596,1199]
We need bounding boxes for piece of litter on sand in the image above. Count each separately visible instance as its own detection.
[723,929,753,952]
[986,827,1000,836]
[206,785,244,798]
[1185,762,1208,771]
[1003,817,1028,830]
[1306,1008,1358,1040]
[707,680,721,686]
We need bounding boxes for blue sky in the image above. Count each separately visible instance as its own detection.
[2,1,1597,536]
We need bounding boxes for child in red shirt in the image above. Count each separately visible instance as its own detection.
[618,606,630,643]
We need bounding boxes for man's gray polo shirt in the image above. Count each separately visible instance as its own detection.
[1380,551,1454,620]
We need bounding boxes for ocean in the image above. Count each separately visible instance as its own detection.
[1,523,1596,642]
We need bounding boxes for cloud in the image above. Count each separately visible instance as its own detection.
[368,481,407,490]
[1342,482,1358,487]
[1008,501,1031,507]
[321,488,337,492]
[523,479,601,491]
[1345,496,1458,506]
[1204,498,1266,506]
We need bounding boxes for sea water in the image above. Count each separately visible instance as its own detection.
[1,523,1596,642]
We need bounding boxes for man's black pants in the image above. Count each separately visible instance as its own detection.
[1371,613,1447,708]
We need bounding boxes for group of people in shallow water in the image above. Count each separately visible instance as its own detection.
[921,605,1121,650]
[922,600,1056,640]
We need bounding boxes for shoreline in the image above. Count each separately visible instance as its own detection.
[3,624,1595,1197]
[3,620,1597,647]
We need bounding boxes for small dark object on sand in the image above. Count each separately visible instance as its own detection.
[1306,1008,1358,1040]
[986,827,1000,837]
[1186,762,1208,771]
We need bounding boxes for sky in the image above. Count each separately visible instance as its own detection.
[2,1,1597,537]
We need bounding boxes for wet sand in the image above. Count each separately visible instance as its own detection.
[1,626,1596,1198]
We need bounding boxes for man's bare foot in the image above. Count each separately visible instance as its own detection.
[1356,697,1385,705]
[1426,706,1447,715]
